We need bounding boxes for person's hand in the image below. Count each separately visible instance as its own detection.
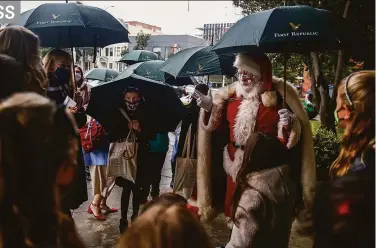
[132,120,141,132]
[278,109,294,128]
[192,89,213,112]
[68,106,78,113]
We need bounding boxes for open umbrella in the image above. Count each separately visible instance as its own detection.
[86,73,187,133]
[212,5,345,54]
[84,68,119,82]
[212,5,347,106]
[119,50,159,65]
[125,60,197,86]
[17,2,129,48]
[159,46,236,78]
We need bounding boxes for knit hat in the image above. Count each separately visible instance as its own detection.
[233,53,277,107]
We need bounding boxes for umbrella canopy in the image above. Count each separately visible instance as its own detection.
[86,73,187,133]
[119,50,159,65]
[212,5,346,54]
[125,60,196,86]
[84,68,119,82]
[17,3,129,48]
[159,46,236,78]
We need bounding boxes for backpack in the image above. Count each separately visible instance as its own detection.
[79,120,107,153]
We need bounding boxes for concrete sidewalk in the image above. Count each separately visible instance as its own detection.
[73,133,313,247]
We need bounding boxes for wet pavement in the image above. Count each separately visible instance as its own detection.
[73,133,313,248]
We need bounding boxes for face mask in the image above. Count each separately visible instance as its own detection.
[54,67,71,83]
[75,73,82,82]
[125,100,140,111]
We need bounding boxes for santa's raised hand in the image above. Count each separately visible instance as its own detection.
[193,88,213,112]
[278,108,301,149]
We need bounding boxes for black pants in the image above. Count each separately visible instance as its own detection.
[149,152,167,198]
[115,177,143,225]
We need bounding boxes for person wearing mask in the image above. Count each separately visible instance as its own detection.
[0,26,47,96]
[43,49,88,214]
[104,87,155,233]
[314,71,375,248]
[0,54,85,248]
[74,65,90,109]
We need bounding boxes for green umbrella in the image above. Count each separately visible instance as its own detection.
[84,68,119,82]
[159,46,236,78]
[119,50,159,65]
[125,60,196,86]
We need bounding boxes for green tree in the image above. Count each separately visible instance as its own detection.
[134,31,151,50]
[40,47,52,58]
[232,0,374,132]
[121,47,129,56]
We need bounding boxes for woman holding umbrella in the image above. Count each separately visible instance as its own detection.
[74,65,90,109]
[104,86,156,233]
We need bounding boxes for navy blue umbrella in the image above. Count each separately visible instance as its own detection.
[18,2,129,48]
[212,5,346,54]
[86,73,187,133]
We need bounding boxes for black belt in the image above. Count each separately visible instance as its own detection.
[231,142,245,150]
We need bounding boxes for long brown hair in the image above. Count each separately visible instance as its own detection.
[0,26,47,96]
[119,204,212,248]
[43,49,74,89]
[330,71,375,178]
[0,93,85,247]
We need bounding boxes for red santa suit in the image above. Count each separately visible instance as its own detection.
[196,53,316,227]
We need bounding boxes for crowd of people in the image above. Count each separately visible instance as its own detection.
[0,25,374,248]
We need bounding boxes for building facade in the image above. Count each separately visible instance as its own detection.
[97,21,162,72]
[197,23,234,43]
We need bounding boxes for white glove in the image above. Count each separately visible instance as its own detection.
[192,89,213,112]
[278,109,294,128]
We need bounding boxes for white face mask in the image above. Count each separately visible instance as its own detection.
[75,73,82,82]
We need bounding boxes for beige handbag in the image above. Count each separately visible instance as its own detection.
[173,124,197,192]
[107,108,138,183]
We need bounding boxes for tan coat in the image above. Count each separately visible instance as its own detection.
[196,77,316,225]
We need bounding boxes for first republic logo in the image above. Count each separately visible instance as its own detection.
[274,22,319,38]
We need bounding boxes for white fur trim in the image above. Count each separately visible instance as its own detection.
[261,91,277,107]
[233,90,260,146]
[223,146,244,181]
[234,54,261,77]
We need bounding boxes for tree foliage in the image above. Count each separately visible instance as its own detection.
[121,47,129,56]
[134,31,151,50]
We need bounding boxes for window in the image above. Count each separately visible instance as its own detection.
[110,48,114,57]
[116,47,121,57]
[105,48,109,56]
[108,63,113,69]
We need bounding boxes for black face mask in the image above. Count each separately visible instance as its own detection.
[54,67,71,84]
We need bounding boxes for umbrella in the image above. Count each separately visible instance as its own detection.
[84,68,119,82]
[17,2,129,48]
[159,46,236,78]
[86,73,187,133]
[119,50,159,65]
[212,5,347,107]
[125,60,197,86]
[212,5,346,54]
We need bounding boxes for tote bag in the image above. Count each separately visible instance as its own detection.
[173,124,197,192]
[107,108,138,183]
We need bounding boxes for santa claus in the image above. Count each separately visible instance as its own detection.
[193,53,316,231]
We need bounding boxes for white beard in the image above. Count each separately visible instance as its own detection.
[236,79,265,100]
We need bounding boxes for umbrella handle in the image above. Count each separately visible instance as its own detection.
[283,53,288,108]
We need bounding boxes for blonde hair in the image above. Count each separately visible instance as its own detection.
[119,204,212,248]
[330,71,375,178]
[0,26,47,96]
[43,49,74,90]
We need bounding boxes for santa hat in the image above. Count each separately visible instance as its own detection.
[233,53,277,107]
